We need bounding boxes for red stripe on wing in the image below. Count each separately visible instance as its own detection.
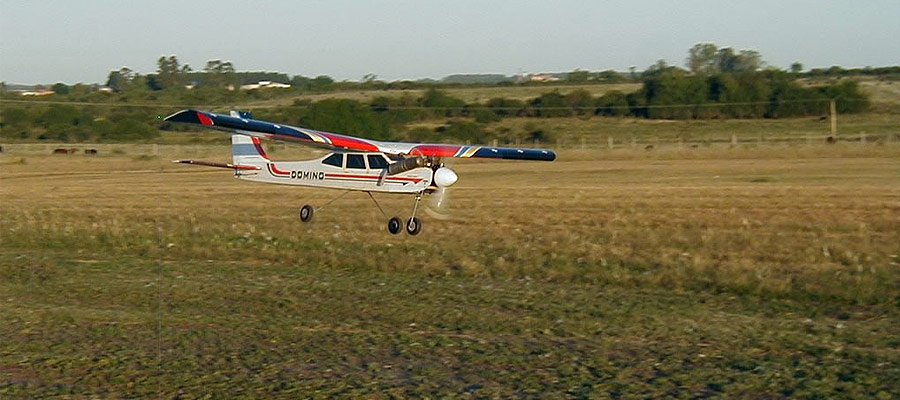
[196,112,214,126]
[408,145,462,157]
[317,133,379,152]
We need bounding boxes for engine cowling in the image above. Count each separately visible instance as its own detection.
[433,167,458,187]
[386,156,429,176]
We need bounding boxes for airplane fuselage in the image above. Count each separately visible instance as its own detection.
[236,152,433,194]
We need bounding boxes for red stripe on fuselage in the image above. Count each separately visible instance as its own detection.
[325,173,422,183]
[251,137,269,159]
[267,163,291,176]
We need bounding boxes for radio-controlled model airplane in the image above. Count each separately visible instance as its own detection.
[165,109,556,235]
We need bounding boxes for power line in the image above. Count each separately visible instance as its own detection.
[0,96,878,111]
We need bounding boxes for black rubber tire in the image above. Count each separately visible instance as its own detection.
[406,217,422,235]
[387,217,402,234]
[299,205,314,222]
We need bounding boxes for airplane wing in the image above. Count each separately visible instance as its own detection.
[164,109,556,161]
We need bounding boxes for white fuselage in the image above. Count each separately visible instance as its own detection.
[237,152,433,194]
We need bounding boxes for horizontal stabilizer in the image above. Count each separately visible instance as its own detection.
[172,159,260,170]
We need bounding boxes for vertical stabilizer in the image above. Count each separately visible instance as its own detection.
[232,134,269,167]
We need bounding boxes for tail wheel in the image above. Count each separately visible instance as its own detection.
[387,217,402,235]
[299,205,314,222]
[406,217,422,235]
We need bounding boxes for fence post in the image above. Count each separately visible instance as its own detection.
[731,134,737,146]
[607,136,614,149]
[631,135,636,149]
[580,137,586,150]
[860,132,866,144]
[830,99,837,137]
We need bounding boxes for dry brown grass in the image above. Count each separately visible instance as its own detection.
[2,144,899,397]
[2,144,898,301]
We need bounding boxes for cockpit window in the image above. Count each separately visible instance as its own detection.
[367,154,389,169]
[322,153,343,167]
[346,154,366,169]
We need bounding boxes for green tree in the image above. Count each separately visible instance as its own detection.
[567,69,590,82]
[203,59,236,87]
[105,67,134,92]
[717,48,762,73]
[51,83,70,95]
[687,42,719,75]
[156,55,182,89]
[597,69,624,82]
[790,62,804,73]
[312,75,334,89]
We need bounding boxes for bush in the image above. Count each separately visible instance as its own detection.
[594,91,629,116]
[300,99,394,141]
[419,88,466,117]
[486,97,526,117]
[437,121,492,144]
[529,91,572,117]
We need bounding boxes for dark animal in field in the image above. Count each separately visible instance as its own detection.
[53,148,78,154]
[85,149,98,155]
[0,145,4,153]
[825,136,836,144]
[818,115,828,121]
[644,144,654,151]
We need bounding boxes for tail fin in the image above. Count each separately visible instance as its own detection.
[232,134,269,166]
[229,110,253,119]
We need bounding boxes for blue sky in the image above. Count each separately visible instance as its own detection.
[1,0,898,84]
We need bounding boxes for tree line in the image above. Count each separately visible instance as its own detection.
[0,75,870,144]
[0,43,877,143]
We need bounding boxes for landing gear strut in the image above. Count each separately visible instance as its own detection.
[405,192,423,235]
[406,217,422,235]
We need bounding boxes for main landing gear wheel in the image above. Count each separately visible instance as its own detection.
[406,217,422,235]
[387,217,403,235]
[299,205,314,222]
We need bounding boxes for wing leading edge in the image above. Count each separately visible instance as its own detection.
[164,109,556,161]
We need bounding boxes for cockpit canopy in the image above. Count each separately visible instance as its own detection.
[321,152,391,170]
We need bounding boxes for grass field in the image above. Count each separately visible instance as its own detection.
[1,143,899,398]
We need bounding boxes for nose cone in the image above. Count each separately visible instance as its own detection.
[433,167,458,187]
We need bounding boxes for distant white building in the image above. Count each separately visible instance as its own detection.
[240,81,291,90]
[514,73,562,83]
[20,90,55,96]
[529,74,560,82]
